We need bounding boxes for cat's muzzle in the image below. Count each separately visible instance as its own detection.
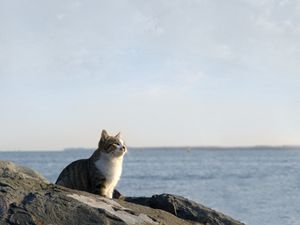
[120,146,127,154]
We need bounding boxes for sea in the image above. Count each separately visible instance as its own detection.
[1,147,300,225]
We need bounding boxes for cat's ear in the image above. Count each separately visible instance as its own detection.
[115,132,121,139]
[101,129,109,140]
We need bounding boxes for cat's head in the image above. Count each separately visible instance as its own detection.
[98,129,127,157]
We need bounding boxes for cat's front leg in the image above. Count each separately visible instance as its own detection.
[95,182,109,197]
[107,187,114,199]
[96,183,113,198]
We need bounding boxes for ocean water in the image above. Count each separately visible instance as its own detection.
[1,148,300,225]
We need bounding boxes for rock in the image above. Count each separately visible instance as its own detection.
[0,161,245,225]
[124,194,245,225]
[0,161,161,225]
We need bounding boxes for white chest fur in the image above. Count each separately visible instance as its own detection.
[94,154,124,198]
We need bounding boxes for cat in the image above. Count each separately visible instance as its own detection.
[55,129,127,198]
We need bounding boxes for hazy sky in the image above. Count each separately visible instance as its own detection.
[0,0,299,150]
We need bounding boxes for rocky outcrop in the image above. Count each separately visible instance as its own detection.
[0,161,245,225]
[124,195,243,225]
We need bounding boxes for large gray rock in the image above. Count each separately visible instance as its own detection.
[124,194,244,225]
[0,161,245,225]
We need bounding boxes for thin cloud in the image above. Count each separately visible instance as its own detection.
[0,0,299,149]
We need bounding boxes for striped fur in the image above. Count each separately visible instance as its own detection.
[55,130,127,198]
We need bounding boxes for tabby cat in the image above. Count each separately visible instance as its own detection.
[56,130,127,198]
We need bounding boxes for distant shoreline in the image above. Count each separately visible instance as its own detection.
[0,145,300,152]
[129,146,300,151]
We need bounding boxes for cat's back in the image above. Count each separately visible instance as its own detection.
[56,158,91,190]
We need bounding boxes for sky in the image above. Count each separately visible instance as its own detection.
[0,0,299,150]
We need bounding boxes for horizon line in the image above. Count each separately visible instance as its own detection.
[0,145,300,152]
